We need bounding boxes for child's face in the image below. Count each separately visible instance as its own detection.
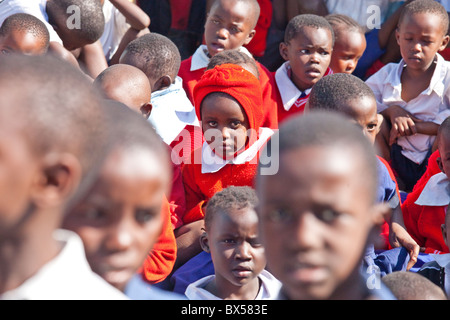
[344,96,381,145]
[329,30,366,74]
[62,147,168,291]
[396,12,449,72]
[204,0,256,57]
[201,93,250,159]
[437,131,450,179]
[0,30,47,55]
[280,27,333,92]
[202,207,266,291]
[0,119,41,234]
[258,145,384,300]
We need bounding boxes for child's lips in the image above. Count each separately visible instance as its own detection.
[305,68,322,77]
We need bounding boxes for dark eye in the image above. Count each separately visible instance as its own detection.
[83,207,106,221]
[135,208,158,224]
[316,209,340,223]
[267,208,292,223]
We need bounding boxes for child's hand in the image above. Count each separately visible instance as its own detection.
[387,105,417,145]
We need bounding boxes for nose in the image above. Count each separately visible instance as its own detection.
[235,241,252,260]
[291,211,320,251]
[310,52,320,64]
[104,218,134,252]
[217,27,229,39]
[221,126,231,139]
[412,42,422,53]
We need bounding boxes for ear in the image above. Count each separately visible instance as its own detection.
[31,152,82,209]
[376,114,384,135]
[152,75,172,92]
[279,42,289,61]
[199,231,211,253]
[439,35,450,51]
[140,102,152,119]
[437,156,445,173]
[395,28,401,47]
[243,29,256,46]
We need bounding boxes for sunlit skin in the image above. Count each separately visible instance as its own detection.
[329,30,366,74]
[201,93,250,160]
[342,97,381,144]
[62,147,169,292]
[280,26,333,91]
[204,0,256,57]
[258,145,386,300]
[201,207,266,300]
[0,29,47,55]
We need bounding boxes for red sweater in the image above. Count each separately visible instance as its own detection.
[178,55,279,130]
[181,146,259,225]
[140,196,177,283]
[401,150,448,253]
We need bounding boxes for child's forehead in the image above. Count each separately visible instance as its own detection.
[289,26,333,46]
[210,0,257,25]
[399,10,447,33]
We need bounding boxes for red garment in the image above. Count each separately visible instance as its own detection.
[243,0,272,57]
[182,64,269,224]
[178,55,279,129]
[365,58,386,79]
[401,150,449,253]
[140,196,177,283]
[170,0,192,30]
[274,67,333,125]
[169,124,204,166]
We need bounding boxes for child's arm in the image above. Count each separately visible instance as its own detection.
[110,0,151,30]
[77,40,109,79]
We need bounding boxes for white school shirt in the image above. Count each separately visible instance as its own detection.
[365,53,450,164]
[189,44,253,71]
[0,229,128,300]
[185,269,282,300]
[100,0,130,62]
[275,61,312,113]
[0,0,62,44]
[415,172,450,207]
[148,76,200,145]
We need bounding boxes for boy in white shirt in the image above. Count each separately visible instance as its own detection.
[366,0,450,191]
[185,186,281,300]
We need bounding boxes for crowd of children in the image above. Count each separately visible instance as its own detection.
[0,0,449,301]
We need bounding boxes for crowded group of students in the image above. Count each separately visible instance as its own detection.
[0,0,449,301]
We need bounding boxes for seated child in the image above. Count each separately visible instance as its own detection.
[94,64,152,119]
[0,0,105,68]
[417,204,450,297]
[178,0,278,130]
[306,73,420,270]
[325,14,367,74]
[401,116,450,254]
[100,0,150,65]
[62,102,181,298]
[185,186,281,300]
[256,111,395,300]
[177,64,274,268]
[275,14,334,124]
[382,271,447,300]
[0,13,50,55]
[120,33,202,165]
[0,54,126,300]
[366,0,450,192]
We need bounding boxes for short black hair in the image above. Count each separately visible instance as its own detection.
[382,271,447,300]
[398,0,449,36]
[258,111,379,202]
[206,49,260,79]
[205,186,259,231]
[51,0,105,43]
[325,13,364,38]
[0,13,50,51]
[437,116,450,148]
[0,54,108,210]
[121,33,181,82]
[308,73,376,113]
[284,14,335,46]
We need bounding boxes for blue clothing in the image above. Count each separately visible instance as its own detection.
[170,251,214,295]
[125,274,186,300]
[353,29,386,80]
[376,157,398,207]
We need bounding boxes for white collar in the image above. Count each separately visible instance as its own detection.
[190,45,253,71]
[388,53,447,98]
[275,61,312,112]
[415,172,450,206]
[151,76,195,112]
[201,127,274,174]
